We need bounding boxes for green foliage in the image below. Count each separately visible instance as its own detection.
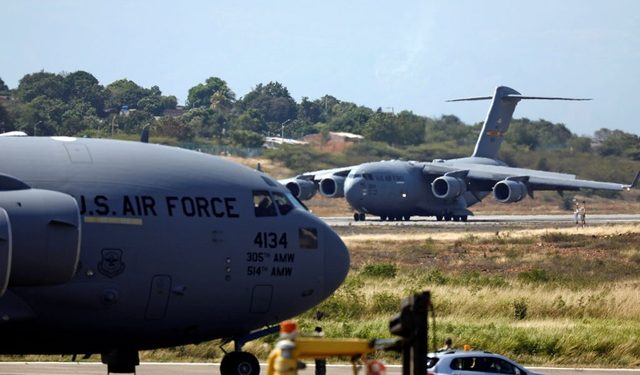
[0,77,8,92]
[506,118,573,150]
[106,79,149,109]
[240,82,298,129]
[517,269,551,284]
[16,71,66,102]
[360,263,397,278]
[228,129,263,148]
[513,298,528,320]
[186,76,235,110]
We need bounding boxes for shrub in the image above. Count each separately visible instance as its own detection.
[361,263,397,278]
[513,298,528,320]
[518,269,551,284]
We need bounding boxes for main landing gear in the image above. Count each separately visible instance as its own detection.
[220,351,260,375]
[353,213,366,221]
[379,215,411,221]
[220,325,279,375]
[435,214,468,222]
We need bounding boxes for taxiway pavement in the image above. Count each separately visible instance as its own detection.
[1,362,639,375]
[322,214,640,227]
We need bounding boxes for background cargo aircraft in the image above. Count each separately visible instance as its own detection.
[282,86,638,222]
[0,135,350,374]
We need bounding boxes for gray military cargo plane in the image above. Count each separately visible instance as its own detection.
[282,86,639,221]
[0,135,350,374]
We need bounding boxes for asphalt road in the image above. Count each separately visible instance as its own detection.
[1,362,639,375]
[322,214,640,227]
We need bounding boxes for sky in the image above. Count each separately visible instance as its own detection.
[2,0,639,136]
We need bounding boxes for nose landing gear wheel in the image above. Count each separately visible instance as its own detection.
[220,351,260,375]
[359,213,366,221]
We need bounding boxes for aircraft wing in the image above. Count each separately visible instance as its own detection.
[422,162,637,192]
[280,166,353,182]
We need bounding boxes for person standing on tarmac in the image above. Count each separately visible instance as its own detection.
[578,200,587,227]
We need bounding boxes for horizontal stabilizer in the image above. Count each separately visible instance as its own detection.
[447,95,591,102]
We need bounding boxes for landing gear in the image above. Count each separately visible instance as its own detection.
[354,213,366,221]
[220,351,260,375]
[436,215,443,221]
[403,216,411,221]
[101,349,139,374]
[219,325,279,375]
[461,215,468,222]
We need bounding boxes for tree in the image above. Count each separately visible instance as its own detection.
[0,77,8,93]
[362,112,395,143]
[187,77,235,109]
[16,71,66,102]
[63,71,108,115]
[228,129,264,148]
[568,136,592,153]
[156,116,193,141]
[60,100,101,135]
[394,111,426,146]
[180,107,227,139]
[594,128,640,159]
[16,96,68,135]
[105,79,149,110]
[0,103,14,132]
[327,103,372,134]
[240,82,298,127]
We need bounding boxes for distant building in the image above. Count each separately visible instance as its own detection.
[263,136,309,149]
[162,105,186,118]
[303,131,364,152]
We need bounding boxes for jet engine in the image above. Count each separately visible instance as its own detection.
[319,176,345,198]
[431,176,467,199]
[284,179,317,200]
[493,180,527,203]
[0,188,81,296]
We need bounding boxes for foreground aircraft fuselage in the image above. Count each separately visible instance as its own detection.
[283,86,638,221]
[0,137,349,372]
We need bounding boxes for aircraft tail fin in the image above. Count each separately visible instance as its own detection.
[448,86,590,159]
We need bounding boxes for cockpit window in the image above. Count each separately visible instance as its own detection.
[273,192,294,215]
[363,173,374,180]
[253,191,277,217]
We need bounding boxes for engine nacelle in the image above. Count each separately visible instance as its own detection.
[319,176,345,198]
[284,179,317,201]
[493,180,528,203]
[0,188,81,296]
[431,176,467,199]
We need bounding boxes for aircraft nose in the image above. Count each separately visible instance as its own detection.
[324,228,350,294]
[344,180,363,205]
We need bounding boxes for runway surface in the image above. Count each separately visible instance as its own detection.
[323,214,640,227]
[1,362,639,375]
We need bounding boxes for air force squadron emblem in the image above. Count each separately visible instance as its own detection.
[98,249,126,278]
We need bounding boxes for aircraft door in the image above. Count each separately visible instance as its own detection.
[249,285,273,313]
[145,275,172,320]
